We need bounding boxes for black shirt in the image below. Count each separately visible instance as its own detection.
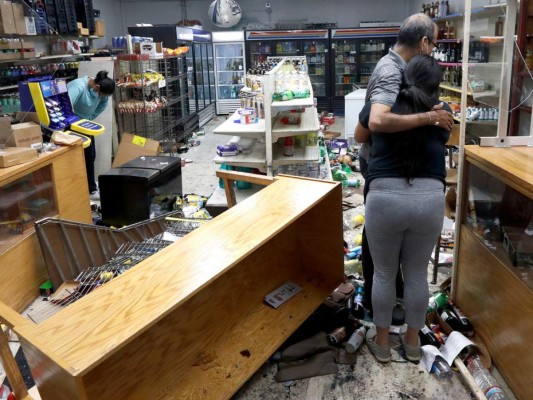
[359,99,451,191]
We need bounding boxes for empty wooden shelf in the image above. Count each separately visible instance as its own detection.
[7,175,343,400]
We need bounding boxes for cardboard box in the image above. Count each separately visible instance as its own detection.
[78,27,89,36]
[11,2,25,35]
[137,42,164,59]
[0,0,16,34]
[20,40,35,59]
[7,122,43,150]
[0,146,38,168]
[112,133,160,168]
[15,111,40,124]
[95,20,105,37]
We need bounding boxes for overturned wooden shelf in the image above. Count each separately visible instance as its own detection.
[10,176,343,400]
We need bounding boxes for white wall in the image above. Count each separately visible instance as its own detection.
[120,0,411,31]
[92,0,125,47]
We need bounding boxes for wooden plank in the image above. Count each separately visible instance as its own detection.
[0,328,31,400]
[0,233,49,312]
[454,357,487,400]
[15,178,339,373]
[456,228,533,400]
[51,144,92,224]
[0,147,69,186]
[215,170,275,187]
[156,278,332,400]
[0,300,28,328]
[465,146,533,199]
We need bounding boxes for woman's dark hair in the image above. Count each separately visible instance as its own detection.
[395,55,443,178]
[95,70,115,96]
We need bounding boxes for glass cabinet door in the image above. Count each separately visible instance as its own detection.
[0,165,57,254]
[206,43,216,105]
[303,40,327,97]
[215,43,245,100]
[186,47,197,112]
[274,41,299,57]
[333,40,358,97]
[194,43,206,111]
[249,41,272,65]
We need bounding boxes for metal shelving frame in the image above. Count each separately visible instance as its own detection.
[115,55,192,151]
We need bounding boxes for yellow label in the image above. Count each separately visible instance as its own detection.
[132,135,147,146]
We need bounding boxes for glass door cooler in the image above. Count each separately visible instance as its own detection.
[213,31,246,115]
[330,27,399,114]
[245,29,330,111]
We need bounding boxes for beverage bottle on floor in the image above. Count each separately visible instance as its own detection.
[427,291,448,313]
[346,325,366,353]
[431,355,452,380]
[448,301,474,334]
[467,355,508,400]
[352,287,365,320]
[0,384,12,400]
[419,325,442,348]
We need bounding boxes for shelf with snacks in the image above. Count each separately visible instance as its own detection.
[114,53,193,146]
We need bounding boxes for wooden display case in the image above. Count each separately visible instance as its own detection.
[2,175,342,400]
[0,144,91,312]
[454,145,533,400]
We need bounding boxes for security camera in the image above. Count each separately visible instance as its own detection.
[266,2,272,13]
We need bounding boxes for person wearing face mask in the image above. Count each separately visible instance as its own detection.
[68,70,116,198]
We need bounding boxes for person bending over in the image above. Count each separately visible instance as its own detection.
[68,70,115,197]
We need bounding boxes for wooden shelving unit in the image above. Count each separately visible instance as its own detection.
[455,146,533,400]
[0,144,91,312]
[2,175,343,400]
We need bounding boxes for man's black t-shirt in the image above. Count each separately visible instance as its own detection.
[359,99,451,190]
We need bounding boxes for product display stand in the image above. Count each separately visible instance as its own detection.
[114,54,192,151]
[213,56,320,177]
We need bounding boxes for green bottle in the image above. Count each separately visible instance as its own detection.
[428,291,449,313]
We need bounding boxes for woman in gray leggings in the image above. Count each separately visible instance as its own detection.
[358,55,450,363]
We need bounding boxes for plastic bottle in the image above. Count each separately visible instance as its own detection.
[427,291,449,313]
[467,355,508,400]
[352,287,365,320]
[346,325,366,353]
[0,384,12,400]
[431,355,452,380]
[283,137,294,157]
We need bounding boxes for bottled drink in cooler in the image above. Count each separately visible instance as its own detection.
[467,355,508,400]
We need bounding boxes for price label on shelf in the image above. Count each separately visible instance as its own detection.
[132,135,147,147]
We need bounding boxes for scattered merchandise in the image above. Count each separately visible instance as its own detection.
[118,97,168,114]
[264,281,303,309]
[467,355,508,400]
[465,107,499,121]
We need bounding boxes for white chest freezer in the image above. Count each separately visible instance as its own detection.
[344,89,367,142]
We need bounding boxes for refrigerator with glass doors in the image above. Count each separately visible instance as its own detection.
[212,31,246,115]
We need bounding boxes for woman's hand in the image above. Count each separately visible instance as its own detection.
[355,122,371,143]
